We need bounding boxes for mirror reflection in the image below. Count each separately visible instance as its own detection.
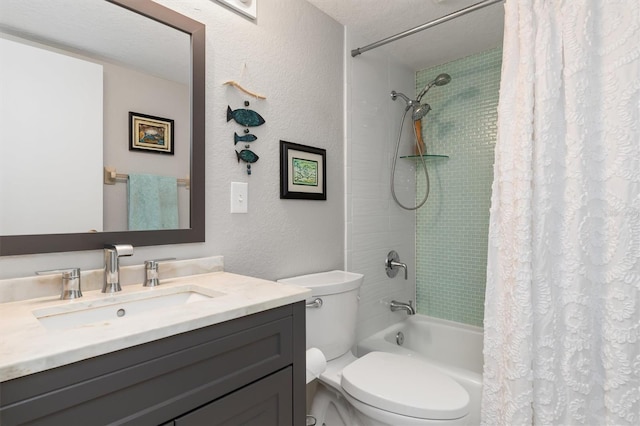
[0,0,191,236]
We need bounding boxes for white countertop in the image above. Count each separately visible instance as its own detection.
[0,271,310,382]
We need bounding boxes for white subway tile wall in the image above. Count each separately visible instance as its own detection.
[346,30,417,341]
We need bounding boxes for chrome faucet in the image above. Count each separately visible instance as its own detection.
[103,244,133,293]
[390,300,415,315]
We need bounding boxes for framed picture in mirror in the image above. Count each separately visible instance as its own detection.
[129,112,174,155]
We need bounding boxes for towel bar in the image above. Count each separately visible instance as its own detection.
[103,167,190,189]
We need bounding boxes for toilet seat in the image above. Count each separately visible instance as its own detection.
[340,352,469,420]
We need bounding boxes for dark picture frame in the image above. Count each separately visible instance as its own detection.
[129,111,174,155]
[280,140,326,200]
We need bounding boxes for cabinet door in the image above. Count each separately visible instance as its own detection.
[175,367,292,426]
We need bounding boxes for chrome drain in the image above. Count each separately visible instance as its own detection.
[396,331,404,346]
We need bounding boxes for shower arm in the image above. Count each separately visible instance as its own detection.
[391,90,410,103]
[390,91,417,111]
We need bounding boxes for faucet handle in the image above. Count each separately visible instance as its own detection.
[144,258,176,287]
[385,250,408,280]
[36,268,82,300]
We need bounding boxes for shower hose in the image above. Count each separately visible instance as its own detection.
[390,108,430,210]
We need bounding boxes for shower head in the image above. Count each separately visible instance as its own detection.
[432,73,452,86]
[391,90,432,121]
[417,73,452,101]
[412,103,431,121]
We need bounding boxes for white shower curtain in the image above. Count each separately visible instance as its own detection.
[482,1,640,425]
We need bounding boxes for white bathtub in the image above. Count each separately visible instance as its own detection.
[357,315,483,425]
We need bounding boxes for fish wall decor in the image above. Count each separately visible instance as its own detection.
[227,99,264,174]
[236,148,259,175]
[236,148,259,164]
[227,106,265,127]
[234,132,257,145]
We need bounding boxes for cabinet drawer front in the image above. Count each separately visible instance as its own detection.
[1,309,294,425]
[174,367,293,426]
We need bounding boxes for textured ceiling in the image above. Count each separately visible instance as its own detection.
[0,0,190,84]
[1,1,505,81]
[306,0,505,71]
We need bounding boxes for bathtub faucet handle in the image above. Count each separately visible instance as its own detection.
[385,250,407,280]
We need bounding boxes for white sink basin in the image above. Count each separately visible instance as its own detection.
[32,285,223,330]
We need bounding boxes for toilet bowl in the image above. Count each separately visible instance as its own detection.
[278,271,470,426]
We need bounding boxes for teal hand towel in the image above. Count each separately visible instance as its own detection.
[127,173,179,230]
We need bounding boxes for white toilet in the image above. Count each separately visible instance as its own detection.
[278,271,470,426]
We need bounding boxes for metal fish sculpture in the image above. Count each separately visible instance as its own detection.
[227,106,265,127]
[236,149,259,164]
[234,132,258,145]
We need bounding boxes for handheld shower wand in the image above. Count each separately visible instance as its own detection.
[389,72,452,210]
[417,73,451,101]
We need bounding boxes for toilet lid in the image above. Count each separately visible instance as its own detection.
[340,352,470,420]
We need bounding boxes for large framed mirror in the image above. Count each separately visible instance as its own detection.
[0,0,205,256]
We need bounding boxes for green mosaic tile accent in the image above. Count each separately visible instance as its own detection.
[415,47,502,327]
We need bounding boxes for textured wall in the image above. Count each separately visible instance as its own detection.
[415,47,501,327]
[346,31,416,341]
[0,0,345,282]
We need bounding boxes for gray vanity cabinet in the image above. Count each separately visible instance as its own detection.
[0,302,305,426]
[172,367,292,425]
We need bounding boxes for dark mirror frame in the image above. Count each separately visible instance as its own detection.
[0,0,205,256]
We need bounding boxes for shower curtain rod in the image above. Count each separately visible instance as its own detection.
[351,0,503,58]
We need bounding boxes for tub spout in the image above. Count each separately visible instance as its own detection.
[390,300,415,315]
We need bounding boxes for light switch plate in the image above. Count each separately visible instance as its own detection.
[215,0,257,20]
[230,182,248,213]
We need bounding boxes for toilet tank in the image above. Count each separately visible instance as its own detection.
[278,270,363,361]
